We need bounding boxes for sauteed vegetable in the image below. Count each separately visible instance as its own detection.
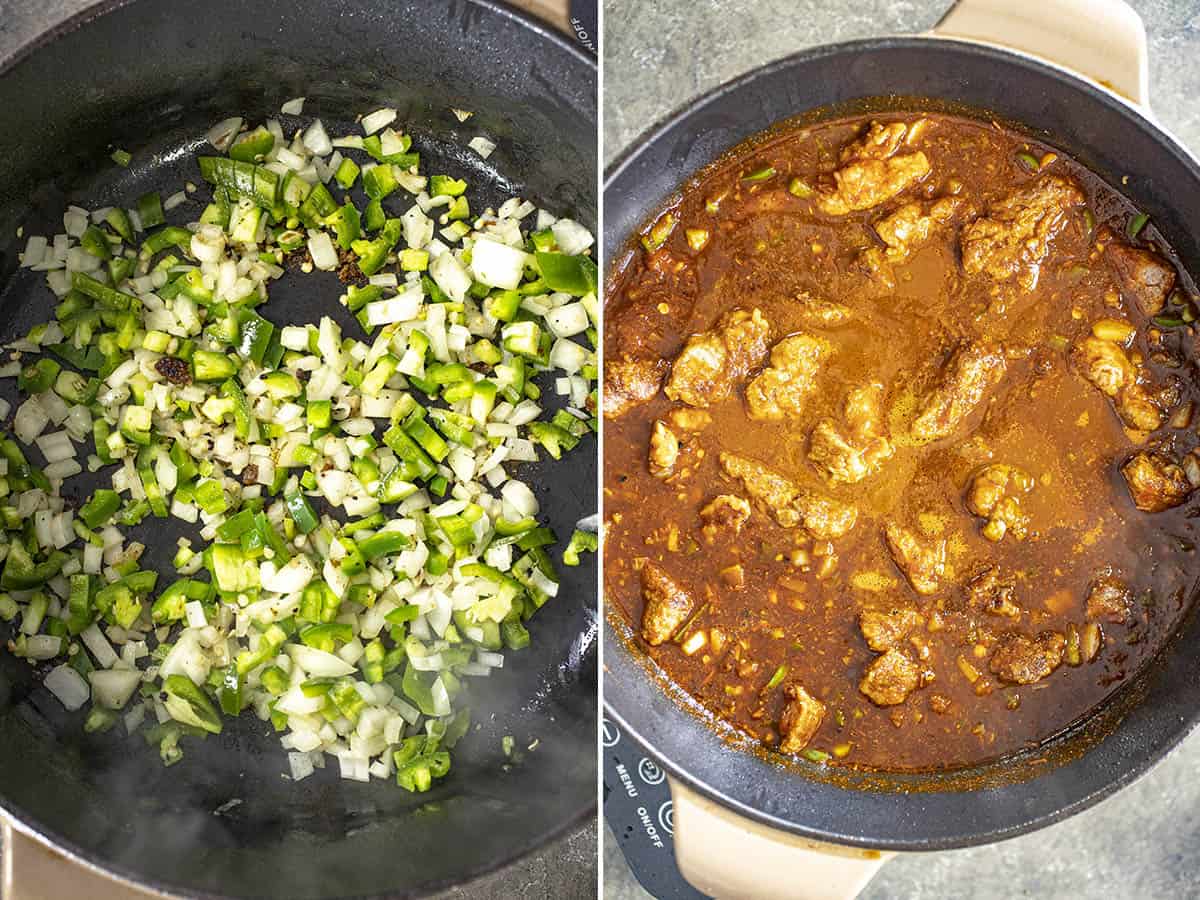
[3,104,597,790]
[605,112,1200,770]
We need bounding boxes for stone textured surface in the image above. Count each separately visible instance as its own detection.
[604,0,1200,163]
[603,1,1200,898]
[0,2,595,898]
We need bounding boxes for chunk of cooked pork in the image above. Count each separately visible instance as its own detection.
[778,684,826,753]
[817,121,931,216]
[1104,232,1176,316]
[960,175,1085,290]
[966,464,1035,542]
[719,452,858,539]
[964,565,1021,618]
[808,419,893,485]
[1074,336,1136,397]
[911,342,1006,441]
[859,649,921,706]
[988,631,1066,684]
[647,421,680,478]
[604,357,665,419]
[639,561,694,646]
[746,333,829,421]
[809,383,894,485]
[699,494,752,542]
[1072,336,1165,432]
[1086,573,1132,624]
[1120,450,1193,512]
[665,308,771,408]
[873,196,966,264]
[884,522,946,595]
[859,606,924,652]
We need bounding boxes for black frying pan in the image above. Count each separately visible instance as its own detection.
[0,1,596,896]
[604,33,1200,853]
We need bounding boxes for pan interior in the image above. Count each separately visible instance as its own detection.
[0,1,596,896]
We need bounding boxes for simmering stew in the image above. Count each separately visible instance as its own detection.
[603,112,1200,770]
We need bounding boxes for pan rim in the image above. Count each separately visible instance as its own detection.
[0,0,597,82]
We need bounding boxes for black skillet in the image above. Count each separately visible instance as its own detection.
[603,3,1200,882]
[0,0,596,897]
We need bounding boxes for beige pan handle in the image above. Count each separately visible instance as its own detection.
[669,780,893,900]
[3,820,163,900]
[933,0,1149,107]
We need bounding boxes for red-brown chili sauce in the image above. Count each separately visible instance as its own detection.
[603,113,1200,771]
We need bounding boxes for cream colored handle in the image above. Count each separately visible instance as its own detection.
[933,0,1149,107]
[669,779,893,900]
[3,819,161,900]
[507,0,571,35]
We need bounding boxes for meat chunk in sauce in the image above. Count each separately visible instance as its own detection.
[794,292,853,328]
[746,333,829,421]
[604,357,664,419]
[873,196,966,264]
[667,407,712,432]
[845,383,886,437]
[639,561,695,646]
[1072,336,1165,432]
[778,684,826,754]
[859,649,921,706]
[1103,230,1176,316]
[719,452,858,539]
[1086,573,1132,624]
[665,308,771,408]
[965,565,1021,618]
[1117,383,1168,433]
[859,606,923,652]
[911,342,1007,442]
[1121,450,1193,512]
[809,420,893,485]
[1074,335,1136,397]
[884,522,946,595]
[960,175,1085,290]
[988,631,1066,685]
[817,121,931,216]
[699,494,752,543]
[808,383,894,485]
[966,464,1034,542]
[648,421,680,478]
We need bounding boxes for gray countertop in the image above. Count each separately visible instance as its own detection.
[0,2,596,899]
[603,1,1200,898]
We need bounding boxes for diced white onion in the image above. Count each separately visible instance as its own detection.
[501,480,538,518]
[25,635,63,660]
[468,136,496,158]
[302,119,332,156]
[206,116,243,152]
[289,751,315,781]
[308,231,338,271]
[185,600,208,628]
[429,252,472,303]
[286,644,355,678]
[45,665,90,710]
[470,237,530,290]
[550,219,595,255]
[89,668,142,709]
[361,108,398,135]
